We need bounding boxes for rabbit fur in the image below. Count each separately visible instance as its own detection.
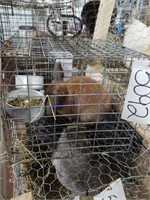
[81,0,100,37]
[45,62,111,123]
[52,128,105,196]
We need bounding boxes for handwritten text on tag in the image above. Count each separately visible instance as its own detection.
[93,178,126,200]
[121,59,150,124]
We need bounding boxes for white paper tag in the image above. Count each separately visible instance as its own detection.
[121,59,150,124]
[73,196,80,200]
[93,178,126,200]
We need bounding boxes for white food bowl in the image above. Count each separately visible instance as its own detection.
[15,75,44,90]
[6,89,45,123]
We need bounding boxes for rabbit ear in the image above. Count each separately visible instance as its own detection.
[53,61,64,82]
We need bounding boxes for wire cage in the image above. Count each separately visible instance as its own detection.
[0,0,150,200]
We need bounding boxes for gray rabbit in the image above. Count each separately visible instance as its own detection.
[52,127,112,197]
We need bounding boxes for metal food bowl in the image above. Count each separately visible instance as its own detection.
[15,75,44,90]
[6,89,45,123]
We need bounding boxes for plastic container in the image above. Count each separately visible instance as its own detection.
[6,89,45,123]
[15,75,44,90]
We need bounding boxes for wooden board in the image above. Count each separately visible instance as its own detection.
[93,0,116,40]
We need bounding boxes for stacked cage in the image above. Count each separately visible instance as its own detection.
[0,0,150,200]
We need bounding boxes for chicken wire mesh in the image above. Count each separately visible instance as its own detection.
[0,0,150,200]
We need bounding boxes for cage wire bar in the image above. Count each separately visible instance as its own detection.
[0,0,150,200]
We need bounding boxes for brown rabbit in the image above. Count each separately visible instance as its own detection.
[45,62,111,122]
